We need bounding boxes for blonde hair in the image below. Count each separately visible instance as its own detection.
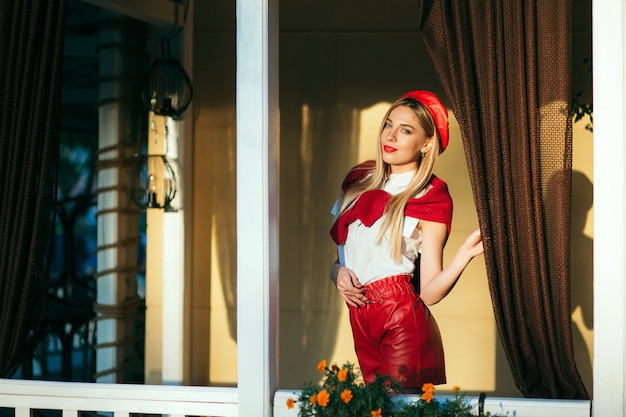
[339,97,442,262]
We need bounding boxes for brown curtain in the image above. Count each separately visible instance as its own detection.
[0,0,66,377]
[417,1,588,399]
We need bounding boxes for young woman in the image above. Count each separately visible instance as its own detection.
[329,90,484,389]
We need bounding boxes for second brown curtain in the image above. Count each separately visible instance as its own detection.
[417,0,588,399]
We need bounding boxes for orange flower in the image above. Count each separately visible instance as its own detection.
[338,368,349,382]
[309,394,317,405]
[340,388,353,404]
[371,408,382,417]
[317,359,327,372]
[286,398,295,409]
[317,389,330,407]
[421,391,434,403]
[452,385,461,391]
[422,382,435,393]
[421,382,436,402]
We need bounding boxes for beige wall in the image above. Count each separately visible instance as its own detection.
[189,0,594,397]
[571,117,594,394]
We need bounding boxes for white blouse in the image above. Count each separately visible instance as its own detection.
[341,170,423,286]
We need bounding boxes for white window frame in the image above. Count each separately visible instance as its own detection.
[591,0,626,416]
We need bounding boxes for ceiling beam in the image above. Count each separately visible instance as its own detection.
[79,0,180,26]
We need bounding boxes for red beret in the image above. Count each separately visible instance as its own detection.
[402,90,449,153]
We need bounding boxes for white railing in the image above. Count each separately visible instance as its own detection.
[0,379,591,417]
[0,378,238,417]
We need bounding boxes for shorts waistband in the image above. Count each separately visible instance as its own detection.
[363,274,416,303]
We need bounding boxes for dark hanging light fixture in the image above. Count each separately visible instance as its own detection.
[141,0,192,119]
[129,113,181,211]
[129,152,179,211]
[141,38,192,119]
[130,1,188,210]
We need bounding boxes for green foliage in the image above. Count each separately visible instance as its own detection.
[293,362,399,417]
[572,57,593,133]
[572,90,593,133]
[394,390,477,417]
[58,130,98,198]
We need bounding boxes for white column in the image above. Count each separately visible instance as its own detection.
[592,0,626,415]
[144,116,186,385]
[180,0,194,384]
[144,206,164,384]
[236,0,279,415]
[96,11,142,383]
[161,0,193,383]
[162,117,185,385]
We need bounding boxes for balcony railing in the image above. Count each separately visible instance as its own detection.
[0,379,591,417]
[0,379,237,417]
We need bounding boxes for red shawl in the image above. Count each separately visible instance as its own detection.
[330,162,453,245]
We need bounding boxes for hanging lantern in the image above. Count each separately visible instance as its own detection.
[129,152,179,211]
[132,2,187,208]
[141,37,193,119]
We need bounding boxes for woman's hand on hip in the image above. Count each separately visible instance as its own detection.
[332,264,367,307]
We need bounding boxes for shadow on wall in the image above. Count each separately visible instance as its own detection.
[570,170,593,392]
[277,101,365,388]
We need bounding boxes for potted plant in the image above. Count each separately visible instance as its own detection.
[286,360,482,417]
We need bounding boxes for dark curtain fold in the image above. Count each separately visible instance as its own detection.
[417,1,588,399]
[0,0,67,377]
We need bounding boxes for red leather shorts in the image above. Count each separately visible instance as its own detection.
[348,274,446,389]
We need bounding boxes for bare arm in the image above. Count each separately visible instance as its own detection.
[330,261,368,307]
[418,222,484,305]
